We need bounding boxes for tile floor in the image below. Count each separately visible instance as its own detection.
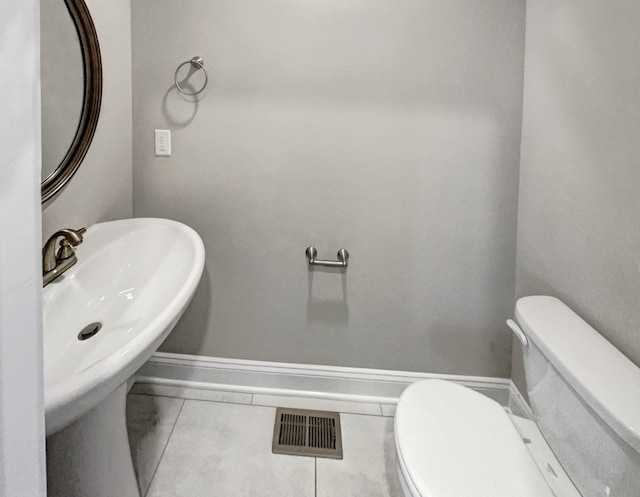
[126,384,404,497]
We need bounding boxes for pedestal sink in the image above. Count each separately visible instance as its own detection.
[43,218,205,497]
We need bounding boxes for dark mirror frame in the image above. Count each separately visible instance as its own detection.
[41,0,102,203]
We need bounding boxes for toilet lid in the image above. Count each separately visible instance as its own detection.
[394,380,554,497]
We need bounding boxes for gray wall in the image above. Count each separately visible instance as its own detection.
[0,1,47,495]
[42,0,132,236]
[515,0,640,390]
[132,0,525,377]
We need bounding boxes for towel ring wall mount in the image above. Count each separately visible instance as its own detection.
[174,56,208,96]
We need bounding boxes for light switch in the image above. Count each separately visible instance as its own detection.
[154,129,171,156]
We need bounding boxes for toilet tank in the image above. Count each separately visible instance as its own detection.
[515,296,640,497]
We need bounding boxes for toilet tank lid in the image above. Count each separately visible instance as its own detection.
[515,296,640,452]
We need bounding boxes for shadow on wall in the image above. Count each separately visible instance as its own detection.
[160,260,212,354]
[424,319,512,378]
[162,85,200,128]
[306,266,349,327]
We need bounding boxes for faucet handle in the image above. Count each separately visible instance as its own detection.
[69,227,87,245]
[57,240,76,261]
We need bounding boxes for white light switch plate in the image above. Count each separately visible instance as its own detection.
[154,129,171,156]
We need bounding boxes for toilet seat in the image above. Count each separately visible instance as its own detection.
[394,380,555,497]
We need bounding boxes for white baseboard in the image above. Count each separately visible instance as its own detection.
[135,352,530,415]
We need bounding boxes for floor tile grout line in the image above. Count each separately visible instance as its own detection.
[131,391,392,418]
[134,387,388,412]
[250,401,382,417]
[143,398,186,497]
[251,397,380,406]
[253,393,386,405]
[134,387,253,399]
[132,385,252,397]
[131,391,253,407]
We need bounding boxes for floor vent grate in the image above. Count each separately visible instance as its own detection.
[272,408,343,459]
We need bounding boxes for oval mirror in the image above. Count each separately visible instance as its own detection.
[41,0,102,203]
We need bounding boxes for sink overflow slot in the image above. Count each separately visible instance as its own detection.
[78,322,102,341]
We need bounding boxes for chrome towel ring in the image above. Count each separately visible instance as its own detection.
[174,56,208,96]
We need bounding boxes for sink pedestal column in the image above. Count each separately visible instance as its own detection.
[46,383,140,497]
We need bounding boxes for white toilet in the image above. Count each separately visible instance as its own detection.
[394,296,640,497]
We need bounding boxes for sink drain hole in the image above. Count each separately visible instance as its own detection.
[78,322,102,341]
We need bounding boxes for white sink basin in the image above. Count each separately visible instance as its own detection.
[43,218,204,497]
[43,217,204,432]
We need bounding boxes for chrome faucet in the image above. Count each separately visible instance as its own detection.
[42,228,87,286]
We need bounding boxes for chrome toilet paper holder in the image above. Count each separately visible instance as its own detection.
[305,247,349,268]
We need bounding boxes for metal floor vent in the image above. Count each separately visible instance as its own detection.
[272,407,343,459]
